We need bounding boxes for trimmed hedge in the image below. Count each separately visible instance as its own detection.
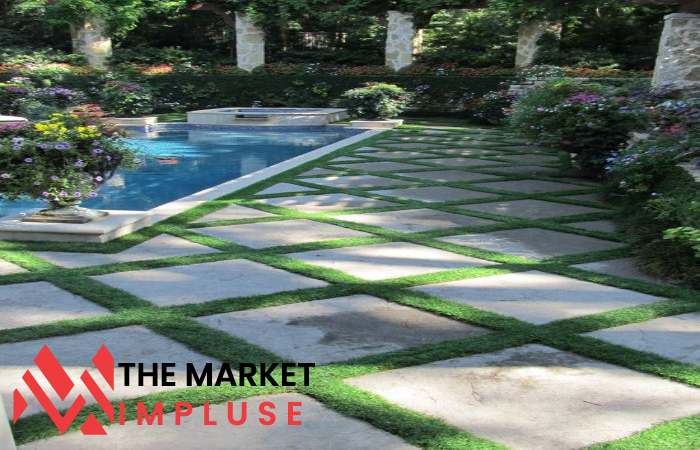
[4,73,509,114]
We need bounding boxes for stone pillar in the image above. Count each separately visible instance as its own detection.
[0,395,16,450]
[235,12,265,72]
[652,13,700,92]
[70,17,112,68]
[515,20,562,68]
[386,11,417,71]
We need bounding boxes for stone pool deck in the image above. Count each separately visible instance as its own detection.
[1,126,698,449]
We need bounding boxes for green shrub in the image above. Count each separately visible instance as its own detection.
[100,80,154,116]
[337,83,411,119]
[469,89,517,125]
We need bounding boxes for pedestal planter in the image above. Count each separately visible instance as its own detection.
[350,119,404,129]
[22,203,108,224]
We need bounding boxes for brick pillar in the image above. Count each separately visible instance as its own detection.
[515,20,562,68]
[653,13,700,92]
[386,11,416,71]
[235,12,265,72]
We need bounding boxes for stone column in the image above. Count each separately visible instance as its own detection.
[0,395,16,450]
[70,17,112,68]
[386,11,417,71]
[515,20,562,68]
[235,12,265,72]
[652,13,700,92]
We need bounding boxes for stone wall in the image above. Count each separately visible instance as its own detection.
[515,21,561,68]
[652,13,700,93]
[386,11,416,71]
[235,12,265,72]
[70,17,112,68]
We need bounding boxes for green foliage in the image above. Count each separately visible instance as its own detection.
[509,80,648,173]
[0,112,136,207]
[337,83,411,119]
[469,88,516,125]
[100,80,154,116]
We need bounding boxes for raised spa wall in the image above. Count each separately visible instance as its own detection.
[187,108,349,126]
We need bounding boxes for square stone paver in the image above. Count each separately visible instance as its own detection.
[499,153,561,164]
[193,204,274,223]
[395,170,501,183]
[259,193,397,212]
[428,157,508,168]
[562,193,607,204]
[569,220,618,233]
[584,312,700,365]
[1,326,217,419]
[336,209,498,233]
[92,259,327,306]
[330,156,364,162]
[371,186,499,203]
[346,344,700,450]
[573,258,669,284]
[0,281,108,330]
[458,199,604,219]
[289,242,497,281]
[472,179,587,194]
[198,295,487,364]
[365,150,441,159]
[254,183,317,195]
[331,161,427,172]
[0,259,26,275]
[413,270,663,324]
[478,165,561,176]
[354,146,383,152]
[304,174,413,189]
[20,393,416,450]
[34,234,219,268]
[299,168,341,177]
[379,142,448,150]
[439,228,624,259]
[430,148,504,157]
[194,219,371,249]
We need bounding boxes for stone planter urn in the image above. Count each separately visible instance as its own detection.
[22,199,108,224]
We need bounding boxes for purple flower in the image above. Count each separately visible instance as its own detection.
[74,160,86,168]
[74,192,82,198]
[50,175,59,181]
[11,137,24,144]
[41,191,49,197]
[567,92,603,105]
[88,191,98,198]
[1,173,11,179]
[105,155,112,161]
[94,175,103,182]
[37,142,52,150]
[58,191,67,197]
[4,86,27,94]
[54,142,71,150]
[23,157,33,163]
[92,148,103,155]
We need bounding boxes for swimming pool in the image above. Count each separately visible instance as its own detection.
[0,126,360,217]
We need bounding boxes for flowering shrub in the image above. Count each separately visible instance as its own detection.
[100,80,154,116]
[28,87,86,109]
[337,83,411,120]
[0,113,136,208]
[510,81,648,173]
[470,89,517,125]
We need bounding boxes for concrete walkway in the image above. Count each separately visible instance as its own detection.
[1,126,698,449]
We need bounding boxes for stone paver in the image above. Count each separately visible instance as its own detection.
[198,295,487,363]
[346,344,700,450]
[259,193,397,212]
[0,281,108,330]
[35,234,219,268]
[1,326,217,419]
[573,258,669,284]
[413,271,663,324]
[0,259,26,275]
[458,199,604,219]
[194,219,371,249]
[304,174,413,189]
[439,228,624,259]
[289,242,497,281]
[499,153,561,164]
[330,156,364,162]
[331,161,427,172]
[430,148,504,157]
[336,208,498,233]
[194,204,274,223]
[20,393,416,450]
[254,183,317,195]
[478,165,561,176]
[584,312,700,365]
[92,259,327,306]
[428,157,507,168]
[569,220,618,233]
[396,170,501,183]
[299,168,340,177]
[354,146,383,152]
[379,142,448,150]
[364,150,441,159]
[472,179,586,194]
[371,186,499,203]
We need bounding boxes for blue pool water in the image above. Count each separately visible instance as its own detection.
[0,127,358,216]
